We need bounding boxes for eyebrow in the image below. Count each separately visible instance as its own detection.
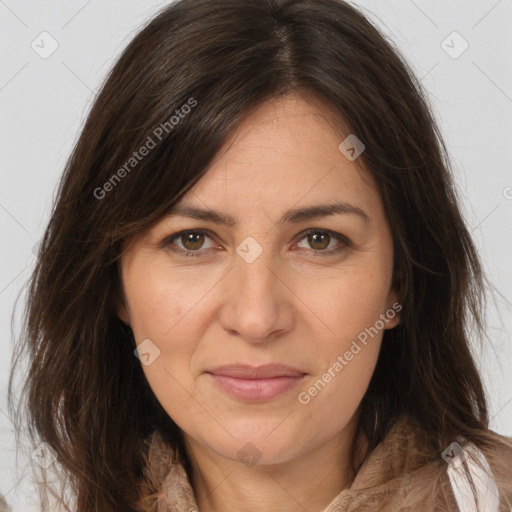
[165,200,370,226]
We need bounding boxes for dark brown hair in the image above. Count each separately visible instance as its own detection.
[9,0,512,510]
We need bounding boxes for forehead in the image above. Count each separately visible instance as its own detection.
[178,93,382,221]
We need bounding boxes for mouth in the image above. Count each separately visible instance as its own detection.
[206,373,306,401]
[205,364,307,402]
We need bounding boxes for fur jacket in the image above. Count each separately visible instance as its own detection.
[136,414,512,512]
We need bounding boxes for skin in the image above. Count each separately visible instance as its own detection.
[117,92,400,512]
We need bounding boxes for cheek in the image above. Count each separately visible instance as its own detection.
[298,329,382,439]
[293,265,389,420]
[306,265,392,344]
[123,271,203,428]
[123,257,211,339]
[120,261,201,397]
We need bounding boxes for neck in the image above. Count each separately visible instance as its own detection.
[182,412,367,512]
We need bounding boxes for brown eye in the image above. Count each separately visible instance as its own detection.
[164,229,216,257]
[180,232,206,251]
[295,229,350,255]
[307,232,330,250]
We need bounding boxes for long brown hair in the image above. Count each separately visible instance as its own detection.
[9,0,512,510]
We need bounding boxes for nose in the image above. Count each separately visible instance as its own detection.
[218,239,295,343]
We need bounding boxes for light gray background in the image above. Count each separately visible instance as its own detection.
[1,0,511,510]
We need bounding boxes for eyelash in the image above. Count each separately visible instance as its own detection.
[162,229,351,258]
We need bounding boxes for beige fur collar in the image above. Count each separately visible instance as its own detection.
[139,415,482,511]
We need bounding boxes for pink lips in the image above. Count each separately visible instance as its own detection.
[206,364,307,402]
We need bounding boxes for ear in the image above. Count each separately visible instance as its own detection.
[117,301,131,326]
[384,290,401,330]
[112,265,131,326]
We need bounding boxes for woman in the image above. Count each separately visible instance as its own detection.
[8,0,512,510]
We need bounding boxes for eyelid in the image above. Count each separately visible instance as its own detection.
[298,228,351,245]
[161,229,219,253]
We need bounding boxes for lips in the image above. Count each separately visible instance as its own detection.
[205,364,307,401]
[206,363,306,379]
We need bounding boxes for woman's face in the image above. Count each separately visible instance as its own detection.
[118,93,399,465]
